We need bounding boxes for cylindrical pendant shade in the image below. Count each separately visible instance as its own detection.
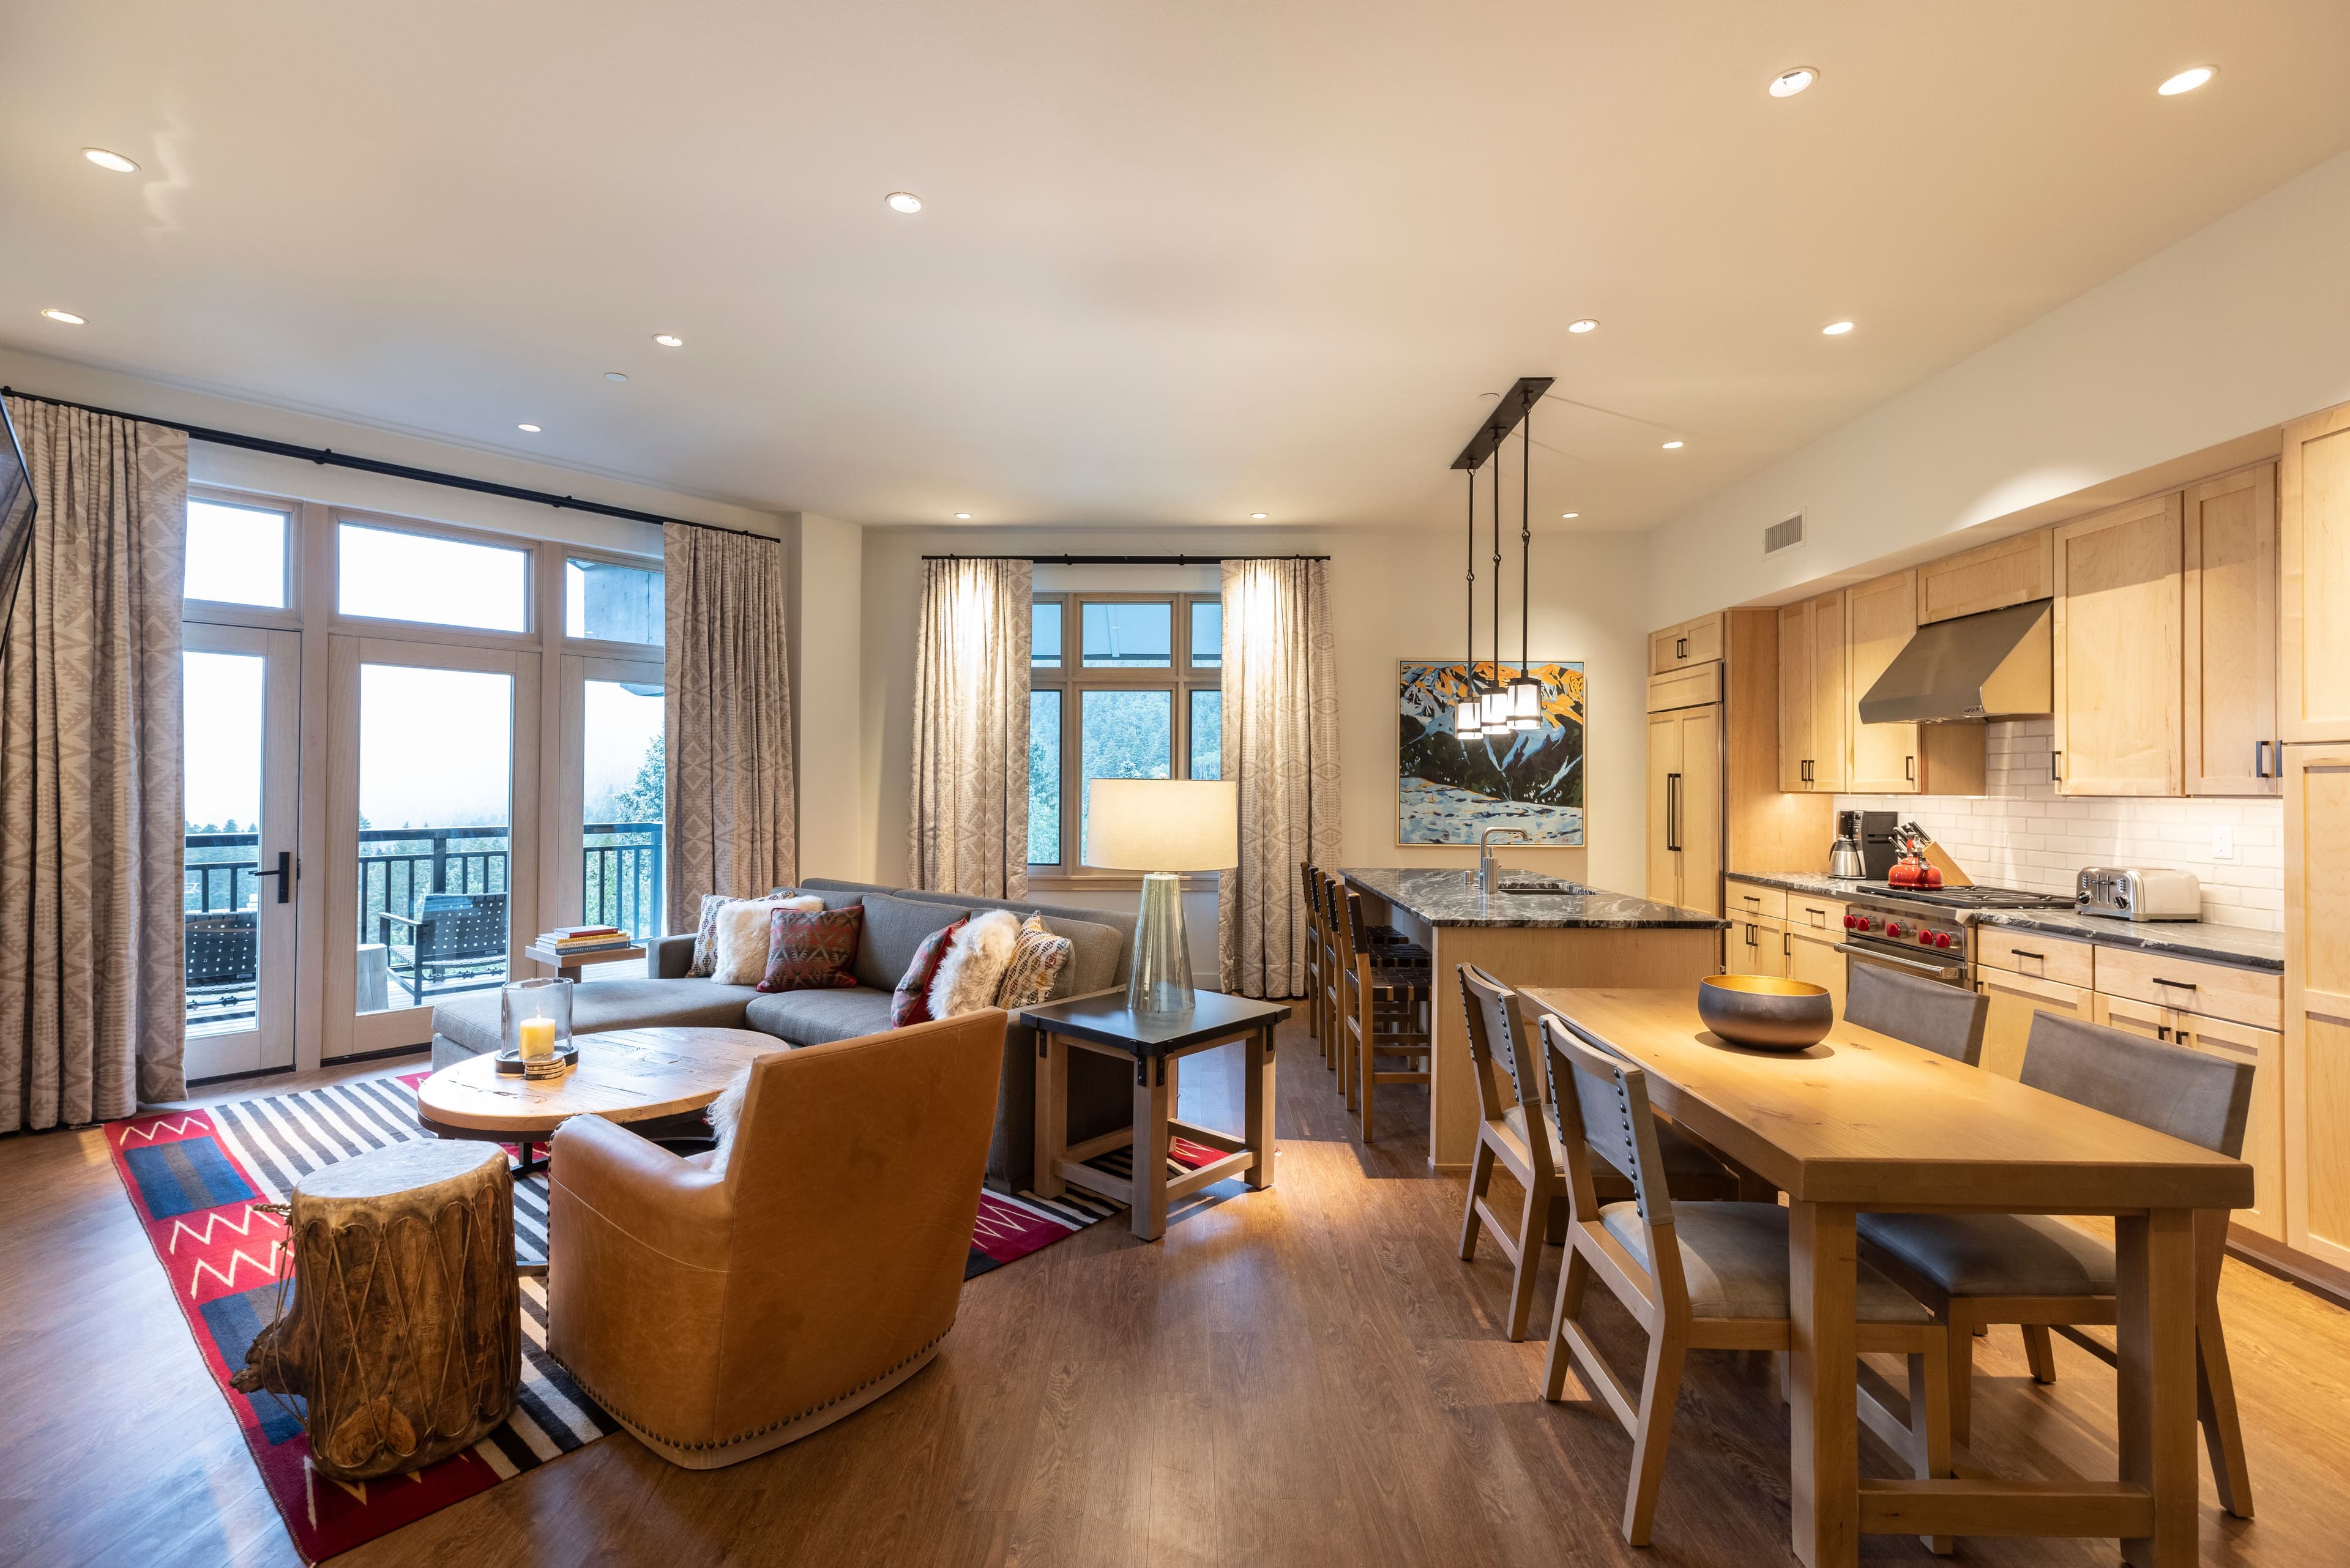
[1084,779,1239,871]
[1508,674,1542,717]
[1454,699,1480,740]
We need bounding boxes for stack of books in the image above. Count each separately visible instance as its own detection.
[535,924,635,956]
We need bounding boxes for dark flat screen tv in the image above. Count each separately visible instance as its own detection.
[0,399,33,659]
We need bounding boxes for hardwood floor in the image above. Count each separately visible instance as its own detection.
[4,1024,2349,1566]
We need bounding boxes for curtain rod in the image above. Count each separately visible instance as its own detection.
[922,553,1329,564]
[0,385,766,540]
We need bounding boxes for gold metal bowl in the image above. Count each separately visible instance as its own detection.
[1697,974,1834,1051]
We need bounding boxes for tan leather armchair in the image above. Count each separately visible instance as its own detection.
[546,1010,1007,1469]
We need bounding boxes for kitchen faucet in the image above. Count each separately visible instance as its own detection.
[1477,827,1529,894]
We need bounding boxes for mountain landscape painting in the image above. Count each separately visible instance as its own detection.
[1397,660,1586,846]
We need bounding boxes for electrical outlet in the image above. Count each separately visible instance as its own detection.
[2212,825,2235,861]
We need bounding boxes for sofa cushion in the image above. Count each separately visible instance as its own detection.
[431,978,761,1058]
[742,985,898,1047]
[855,894,971,991]
[995,914,1074,1008]
[756,905,865,992]
[1037,915,1122,996]
[891,917,966,1027]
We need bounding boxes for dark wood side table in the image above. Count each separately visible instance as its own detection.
[1020,990,1289,1241]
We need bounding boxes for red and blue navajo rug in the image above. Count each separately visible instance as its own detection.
[105,1070,1211,1563]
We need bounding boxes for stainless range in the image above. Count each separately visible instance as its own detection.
[1835,881,2073,988]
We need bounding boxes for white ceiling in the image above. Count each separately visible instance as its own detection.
[7,2,2350,531]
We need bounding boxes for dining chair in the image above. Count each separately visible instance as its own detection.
[1845,963,1990,1066]
[1335,886,1432,1140]
[1535,1012,1952,1548]
[1854,1010,2258,1516]
[1455,965,1740,1341]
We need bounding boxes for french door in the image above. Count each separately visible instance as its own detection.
[554,654,667,942]
[323,637,540,1060]
[182,625,302,1082]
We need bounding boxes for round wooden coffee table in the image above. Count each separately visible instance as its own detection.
[416,1025,783,1175]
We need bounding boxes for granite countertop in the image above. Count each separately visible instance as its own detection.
[1969,909,2284,973]
[1339,867,1727,930]
[1722,867,2285,973]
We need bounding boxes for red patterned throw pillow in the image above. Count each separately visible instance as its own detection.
[756,905,864,993]
[890,916,966,1027]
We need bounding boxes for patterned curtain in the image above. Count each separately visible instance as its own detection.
[663,524,795,931]
[909,557,1032,898]
[0,396,187,1132]
[1217,558,1341,998]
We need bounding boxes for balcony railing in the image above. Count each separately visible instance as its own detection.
[181,821,664,1028]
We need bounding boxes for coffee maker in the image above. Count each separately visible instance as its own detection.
[1828,809,1865,879]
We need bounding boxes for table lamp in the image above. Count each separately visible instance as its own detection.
[1086,778,1240,1015]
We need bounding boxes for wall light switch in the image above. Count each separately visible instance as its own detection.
[2212,825,2235,860]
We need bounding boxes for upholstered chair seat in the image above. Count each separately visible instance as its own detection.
[1601,1201,1937,1324]
[1855,1211,2117,1297]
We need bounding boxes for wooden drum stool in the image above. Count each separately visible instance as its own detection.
[230,1141,520,1478]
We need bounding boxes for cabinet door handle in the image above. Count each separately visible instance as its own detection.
[1782,930,1792,958]
[1665,772,1681,852]
[2010,948,2045,961]
[2255,739,2269,779]
[1676,636,1688,659]
[2153,976,2199,994]
[2052,749,2062,780]
[1905,754,1916,782]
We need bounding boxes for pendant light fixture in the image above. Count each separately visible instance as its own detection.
[1482,440,1510,736]
[1507,397,1543,730]
[1453,468,1481,742]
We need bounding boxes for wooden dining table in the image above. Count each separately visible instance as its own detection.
[1520,987,2253,1568]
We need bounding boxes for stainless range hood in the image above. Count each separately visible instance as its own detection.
[1857,598,2053,724]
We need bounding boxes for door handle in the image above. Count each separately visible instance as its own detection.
[1665,772,1682,852]
[1782,929,1792,958]
[1676,636,1688,659]
[2051,749,2061,780]
[252,849,293,905]
[1905,754,1915,782]
[2255,739,2269,779]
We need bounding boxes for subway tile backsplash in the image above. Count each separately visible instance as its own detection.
[1835,719,2283,931]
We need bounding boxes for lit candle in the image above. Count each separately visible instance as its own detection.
[519,1015,557,1059]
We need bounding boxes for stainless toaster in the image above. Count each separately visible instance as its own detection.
[2075,867,2201,922]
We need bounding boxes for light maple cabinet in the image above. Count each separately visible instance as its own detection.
[2098,993,2286,1244]
[2052,492,2184,796]
[1919,529,2051,624]
[1775,591,1845,793]
[1782,922,1847,1017]
[1646,703,1721,916]
[2280,404,2350,742]
[1650,612,1723,676]
[1975,968,2092,1081]
[2183,465,2279,795]
[2284,743,2350,1272]
[1724,916,1786,979]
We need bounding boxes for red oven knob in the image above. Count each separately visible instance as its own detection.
[1936,931,1953,949]
[1918,929,1934,944]
[1885,921,1903,939]
[1843,914,1857,930]
[1854,916,1873,932]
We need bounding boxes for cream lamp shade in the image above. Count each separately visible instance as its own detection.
[1085,779,1239,871]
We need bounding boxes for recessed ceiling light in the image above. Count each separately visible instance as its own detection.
[886,191,923,214]
[603,371,629,383]
[953,512,972,520]
[40,308,86,325]
[652,333,683,348]
[1661,440,1685,450]
[1250,512,1269,520]
[2158,65,2215,95]
[1561,512,1580,519]
[1768,67,1818,98]
[1567,318,1598,334]
[82,147,138,173]
[517,423,542,433]
[1822,320,1855,335]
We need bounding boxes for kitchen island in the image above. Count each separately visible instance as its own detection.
[1339,867,1725,1169]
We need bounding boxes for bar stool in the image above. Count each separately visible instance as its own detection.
[1319,873,1425,1101]
[1334,886,1431,1141]
[1299,860,1326,1056]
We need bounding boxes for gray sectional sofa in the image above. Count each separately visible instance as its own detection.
[430,878,1139,1192]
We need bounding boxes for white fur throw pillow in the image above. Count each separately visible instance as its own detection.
[927,908,1020,1020]
[706,1064,752,1175]
[712,896,821,985]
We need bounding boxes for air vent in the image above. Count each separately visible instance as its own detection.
[1763,513,1805,556]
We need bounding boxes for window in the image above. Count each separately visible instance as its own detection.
[1028,592,1220,875]
[337,521,529,632]
[566,558,663,644]
[185,498,289,608]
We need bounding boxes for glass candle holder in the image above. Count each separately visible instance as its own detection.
[502,978,573,1077]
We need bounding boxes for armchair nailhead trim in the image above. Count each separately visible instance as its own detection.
[562,1324,954,1453]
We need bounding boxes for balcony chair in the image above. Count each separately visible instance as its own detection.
[547,1010,1005,1468]
[1535,1012,1952,1549]
[1455,965,1739,1340]
[185,910,259,1018]
[379,892,510,1004]
[1854,1011,2258,1516]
